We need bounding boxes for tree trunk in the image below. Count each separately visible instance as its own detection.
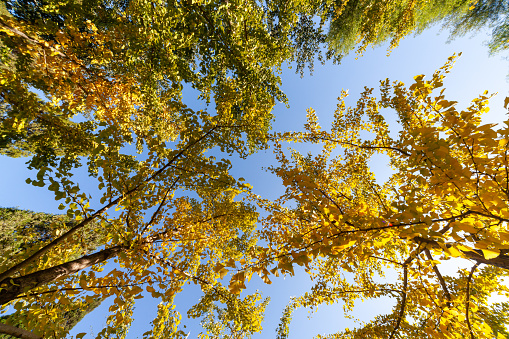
[414,236,509,270]
[0,323,42,339]
[0,245,124,306]
[463,249,509,270]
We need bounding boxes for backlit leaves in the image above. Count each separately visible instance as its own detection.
[248,55,509,338]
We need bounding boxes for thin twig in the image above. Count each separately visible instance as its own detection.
[466,263,480,339]
[389,265,408,339]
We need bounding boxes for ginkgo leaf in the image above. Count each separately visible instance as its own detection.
[217,268,228,279]
[261,275,272,284]
[481,249,500,260]
[226,258,237,268]
[214,263,225,273]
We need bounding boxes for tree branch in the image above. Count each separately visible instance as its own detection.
[413,237,509,270]
[0,323,42,339]
[466,263,480,339]
[424,248,452,306]
[389,265,408,339]
[0,126,218,284]
[0,245,124,305]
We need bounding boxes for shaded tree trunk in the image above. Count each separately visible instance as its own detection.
[0,323,41,339]
[0,245,124,306]
[414,236,509,270]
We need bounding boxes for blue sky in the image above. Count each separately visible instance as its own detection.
[2,21,509,338]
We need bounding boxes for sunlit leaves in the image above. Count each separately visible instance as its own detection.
[0,0,286,336]
[254,55,509,338]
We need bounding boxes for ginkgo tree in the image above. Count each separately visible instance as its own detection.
[220,55,509,338]
[0,0,301,337]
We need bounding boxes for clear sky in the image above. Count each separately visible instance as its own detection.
[2,21,509,338]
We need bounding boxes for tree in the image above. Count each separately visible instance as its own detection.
[0,207,106,338]
[223,55,509,338]
[0,0,291,337]
[284,0,509,75]
[445,0,509,54]
[325,0,474,59]
[0,0,296,165]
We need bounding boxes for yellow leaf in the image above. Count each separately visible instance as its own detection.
[454,221,477,234]
[447,246,463,257]
[481,248,500,260]
[499,232,509,242]
[218,268,229,279]
[213,263,225,273]
[131,286,143,295]
[226,258,236,268]
[261,275,272,284]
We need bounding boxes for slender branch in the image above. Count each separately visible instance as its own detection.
[322,288,404,297]
[14,282,143,299]
[466,263,480,339]
[0,126,218,283]
[389,265,408,339]
[304,135,411,156]
[416,261,441,310]
[144,212,232,244]
[142,250,235,304]
[140,177,180,235]
[424,249,452,306]
[387,247,422,339]
[370,255,404,266]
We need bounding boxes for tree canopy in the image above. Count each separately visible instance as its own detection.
[1,0,509,338]
[286,0,508,74]
[231,55,509,338]
[0,0,292,337]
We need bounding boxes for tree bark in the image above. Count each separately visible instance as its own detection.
[462,249,509,270]
[414,236,509,270]
[0,126,216,284]
[0,245,124,306]
[0,323,42,339]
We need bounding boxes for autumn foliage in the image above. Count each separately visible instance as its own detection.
[1,0,509,338]
[235,55,509,338]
